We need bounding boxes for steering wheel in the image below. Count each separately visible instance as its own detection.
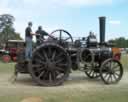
[49,29,73,44]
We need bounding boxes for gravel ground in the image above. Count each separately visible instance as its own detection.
[0,71,128,96]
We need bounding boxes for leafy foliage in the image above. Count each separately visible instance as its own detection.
[109,37,128,48]
[0,14,22,45]
[0,14,14,32]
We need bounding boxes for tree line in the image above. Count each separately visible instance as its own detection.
[109,37,128,48]
[0,14,22,46]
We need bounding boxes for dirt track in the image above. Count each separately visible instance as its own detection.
[0,71,128,96]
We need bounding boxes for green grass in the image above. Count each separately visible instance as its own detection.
[121,54,128,69]
[0,89,128,102]
[0,62,15,73]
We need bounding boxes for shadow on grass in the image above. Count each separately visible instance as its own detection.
[13,72,103,87]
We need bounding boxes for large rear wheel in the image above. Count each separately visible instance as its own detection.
[29,43,71,86]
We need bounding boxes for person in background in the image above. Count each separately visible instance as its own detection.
[35,26,49,45]
[25,22,36,61]
[88,31,96,39]
[87,31,97,47]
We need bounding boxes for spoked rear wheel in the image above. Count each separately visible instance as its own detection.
[29,43,71,86]
[100,58,123,84]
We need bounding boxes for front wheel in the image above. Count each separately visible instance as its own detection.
[85,69,100,79]
[84,63,100,79]
[100,58,123,84]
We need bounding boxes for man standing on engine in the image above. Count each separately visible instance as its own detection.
[25,22,36,61]
[35,26,49,45]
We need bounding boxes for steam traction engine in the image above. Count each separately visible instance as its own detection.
[15,17,123,86]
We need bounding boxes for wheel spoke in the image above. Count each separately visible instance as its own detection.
[35,68,44,73]
[64,37,70,42]
[51,71,56,81]
[114,72,120,77]
[89,71,93,76]
[38,71,45,78]
[114,68,120,72]
[34,59,46,66]
[60,30,62,41]
[55,52,64,60]
[113,74,117,81]
[110,75,112,82]
[36,52,44,61]
[55,58,65,64]
[96,73,99,77]
[43,70,49,79]
[42,50,49,61]
[48,47,52,58]
[92,71,95,77]
[113,64,119,70]
[55,70,60,76]
[57,63,68,67]
[108,61,112,70]
[52,50,56,60]
[49,72,53,83]
[55,66,65,72]
[107,74,111,82]
[104,72,109,79]
[88,70,92,75]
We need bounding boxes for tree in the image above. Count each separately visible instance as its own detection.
[108,37,128,48]
[0,14,22,44]
[14,32,23,40]
[0,14,15,32]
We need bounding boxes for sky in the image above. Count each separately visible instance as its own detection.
[0,0,128,41]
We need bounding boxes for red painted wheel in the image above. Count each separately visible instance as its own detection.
[2,55,11,63]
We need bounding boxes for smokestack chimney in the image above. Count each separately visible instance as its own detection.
[99,16,106,44]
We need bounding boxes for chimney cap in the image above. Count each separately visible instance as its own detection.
[99,16,106,19]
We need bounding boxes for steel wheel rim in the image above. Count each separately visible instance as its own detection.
[29,44,70,86]
[100,59,123,84]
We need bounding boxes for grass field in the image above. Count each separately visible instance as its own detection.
[121,54,128,69]
[0,54,127,102]
[0,89,128,102]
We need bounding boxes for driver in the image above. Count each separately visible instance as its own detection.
[87,31,97,47]
[35,26,49,45]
